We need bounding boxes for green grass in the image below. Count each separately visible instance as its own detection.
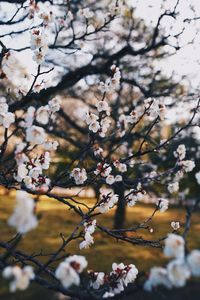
[0,189,200,299]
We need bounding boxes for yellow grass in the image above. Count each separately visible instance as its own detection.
[1,190,200,274]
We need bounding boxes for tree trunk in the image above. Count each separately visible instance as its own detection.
[113,184,126,229]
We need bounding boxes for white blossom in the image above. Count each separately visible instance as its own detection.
[0,98,15,128]
[23,106,35,128]
[36,105,50,124]
[55,261,80,288]
[30,29,47,50]
[167,259,191,287]
[35,152,51,170]
[115,175,123,182]
[29,166,42,180]
[15,163,28,182]
[144,267,172,291]
[79,231,94,249]
[113,160,127,173]
[39,11,54,25]
[180,160,195,173]
[98,193,118,213]
[195,171,200,184]
[2,265,35,292]
[65,255,88,273]
[126,193,137,207]
[144,98,166,120]
[163,233,185,259]
[0,112,15,128]
[93,146,103,156]
[90,272,105,289]
[168,182,179,194]
[96,100,110,115]
[8,191,38,234]
[78,8,94,19]
[89,121,100,133]
[79,220,96,249]
[94,163,112,177]
[44,140,59,150]
[110,262,138,293]
[171,221,180,231]
[71,168,87,185]
[85,113,98,125]
[157,198,169,212]
[123,264,138,286]
[49,98,61,113]
[33,49,46,64]
[103,292,115,298]
[174,144,186,161]
[26,126,46,145]
[187,250,200,276]
[106,175,115,185]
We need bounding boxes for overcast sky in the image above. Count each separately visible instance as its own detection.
[1,0,200,90]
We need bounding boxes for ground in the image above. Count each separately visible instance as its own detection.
[0,190,200,299]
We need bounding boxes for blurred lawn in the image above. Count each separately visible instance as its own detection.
[0,189,200,299]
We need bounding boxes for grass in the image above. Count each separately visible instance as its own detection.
[0,189,200,299]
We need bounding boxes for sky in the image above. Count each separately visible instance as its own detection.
[1,0,200,91]
[132,0,200,90]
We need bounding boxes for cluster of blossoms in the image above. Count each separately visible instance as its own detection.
[173,144,195,176]
[98,192,119,213]
[28,0,39,19]
[22,98,61,129]
[94,162,122,185]
[55,255,88,289]
[39,10,54,26]
[55,255,138,298]
[77,6,105,28]
[13,98,61,189]
[30,28,48,65]
[144,98,166,120]
[28,0,53,25]
[8,191,38,234]
[179,159,195,173]
[0,97,15,128]
[125,189,144,207]
[174,144,186,161]
[117,110,139,137]
[113,160,127,173]
[79,220,96,249]
[144,233,200,290]
[82,65,120,136]
[166,144,195,194]
[99,65,121,93]
[70,168,87,185]
[83,106,111,137]
[2,265,35,292]
[89,262,138,298]
[14,151,51,190]
[168,181,179,194]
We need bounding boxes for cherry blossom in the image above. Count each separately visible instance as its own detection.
[70,168,87,185]
[187,250,200,276]
[2,265,35,292]
[55,259,82,288]
[8,191,38,234]
[163,233,185,259]
[171,221,180,231]
[167,259,191,287]
[157,198,169,212]
[26,126,46,145]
